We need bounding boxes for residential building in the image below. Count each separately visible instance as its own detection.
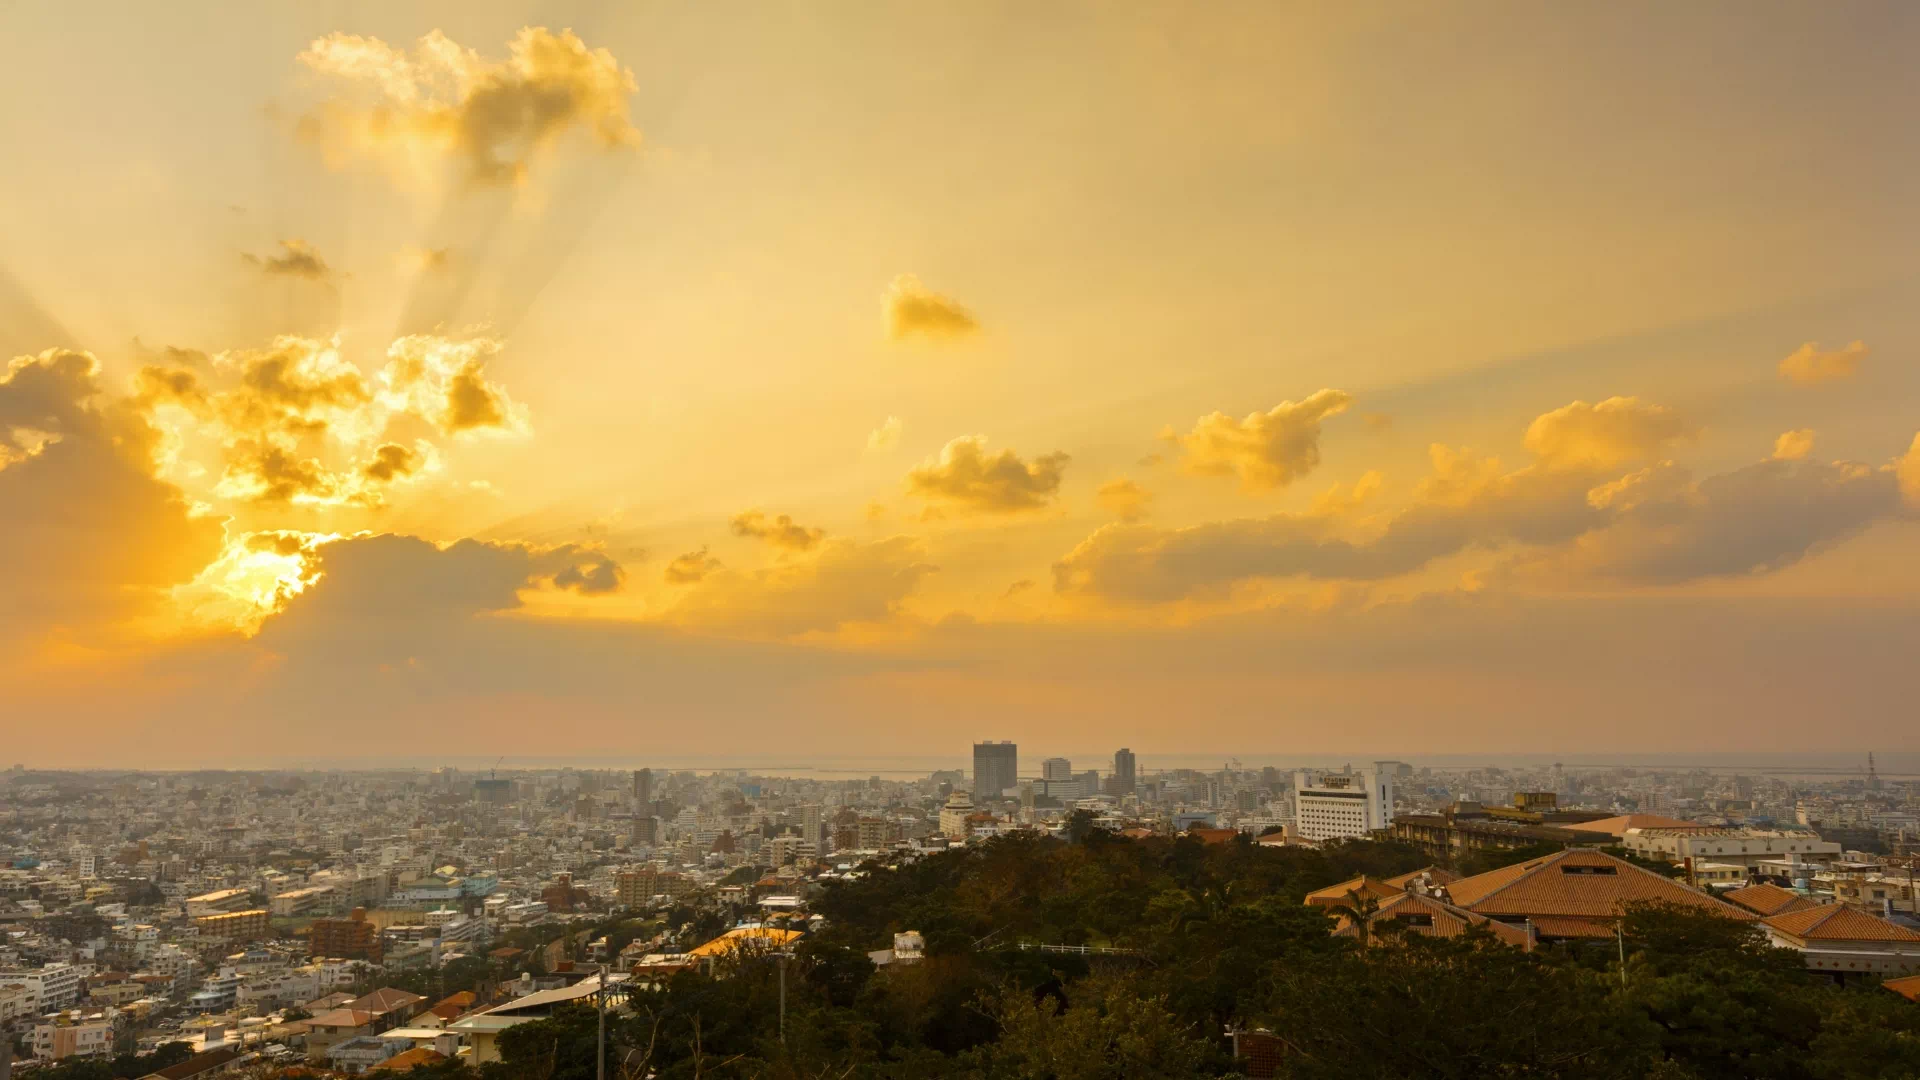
[194,908,269,943]
[327,1035,413,1074]
[184,888,251,918]
[0,963,80,1010]
[271,886,336,917]
[31,1008,118,1061]
[311,909,384,963]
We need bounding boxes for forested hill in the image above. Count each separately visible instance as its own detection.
[358,831,1920,1079]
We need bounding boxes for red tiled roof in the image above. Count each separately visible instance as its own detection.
[1763,904,1920,943]
[370,1047,447,1072]
[1305,875,1406,908]
[1330,891,1533,950]
[349,987,424,1015]
[1386,867,1459,890]
[1187,828,1239,846]
[1446,848,1754,928]
[1306,867,1457,907]
[1723,883,1820,917]
[1884,974,1920,1002]
[308,1008,378,1029]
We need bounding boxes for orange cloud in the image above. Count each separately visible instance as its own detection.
[1521,396,1694,471]
[731,510,825,552]
[667,537,936,637]
[295,27,640,190]
[885,274,979,340]
[1096,478,1152,522]
[243,239,335,281]
[665,547,722,584]
[1171,388,1352,490]
[1778,340,1867,385]
[906,435,1068,515]
[1771,429,1815,462]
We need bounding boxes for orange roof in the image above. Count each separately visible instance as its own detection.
[1306,867,1456,907]
[1331,891,1532,950]
[1385,867,1459,890]
[1305,875,1405,908]
[1446,848,1753,932]
[1884,974,1920,1002]
[1723,883,1820,917]
[1562,814,1701,837]
[370,1047,448,1072]
[308,1008,378,1029]
[1187,828,1239,845]
[1762,905,1920,944]
[688,927,803,957]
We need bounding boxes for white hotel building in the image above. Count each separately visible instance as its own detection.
[1293,764,1398,845]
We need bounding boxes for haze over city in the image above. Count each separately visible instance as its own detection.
[4,2,1918,768]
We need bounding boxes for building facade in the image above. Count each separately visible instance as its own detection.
[1293,764,1395,844]
[973,741,1018,800]
[1110,748,1137,795]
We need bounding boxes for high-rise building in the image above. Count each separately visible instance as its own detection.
[1111,748,1137,795]
[1042,757,1073,782]
[973,741,1018,800]
[632,768,653,809]
[1292,763,1396,845]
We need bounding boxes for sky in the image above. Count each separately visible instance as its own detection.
[2,1,1917,768]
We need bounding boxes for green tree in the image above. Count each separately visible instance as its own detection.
[958,976,1221,1080]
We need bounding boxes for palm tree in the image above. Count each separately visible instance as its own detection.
[1330,888,1382,948]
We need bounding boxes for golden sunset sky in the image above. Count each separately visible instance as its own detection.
[3,2,1917,766]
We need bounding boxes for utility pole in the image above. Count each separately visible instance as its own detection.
[777,951,788,1046]
[596,962,608,1080]
[1615,922,1628,990]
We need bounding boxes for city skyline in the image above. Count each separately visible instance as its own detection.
[5,2,1920,766]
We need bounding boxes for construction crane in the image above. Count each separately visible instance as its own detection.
[492,756,504,780]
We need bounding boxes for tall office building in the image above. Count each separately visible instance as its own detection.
[973,741,1018,800]
[1042,757,1073,782]
[1111,748,1137,795]
[632,768,653,809]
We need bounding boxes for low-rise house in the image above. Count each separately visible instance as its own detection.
[1760,904,1920,978]
[1723,883,1821,918]
[446,972,627,1066]
[33,1007,120,1061]
[326,1034,413,1074]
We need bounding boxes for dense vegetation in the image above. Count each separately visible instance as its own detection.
[96,832,1920,1079]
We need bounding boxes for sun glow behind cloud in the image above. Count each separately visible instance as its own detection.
[2,7,1919,762]
[173,530,340,634]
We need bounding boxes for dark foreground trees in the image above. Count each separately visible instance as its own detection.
[341,834,1917,1079]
